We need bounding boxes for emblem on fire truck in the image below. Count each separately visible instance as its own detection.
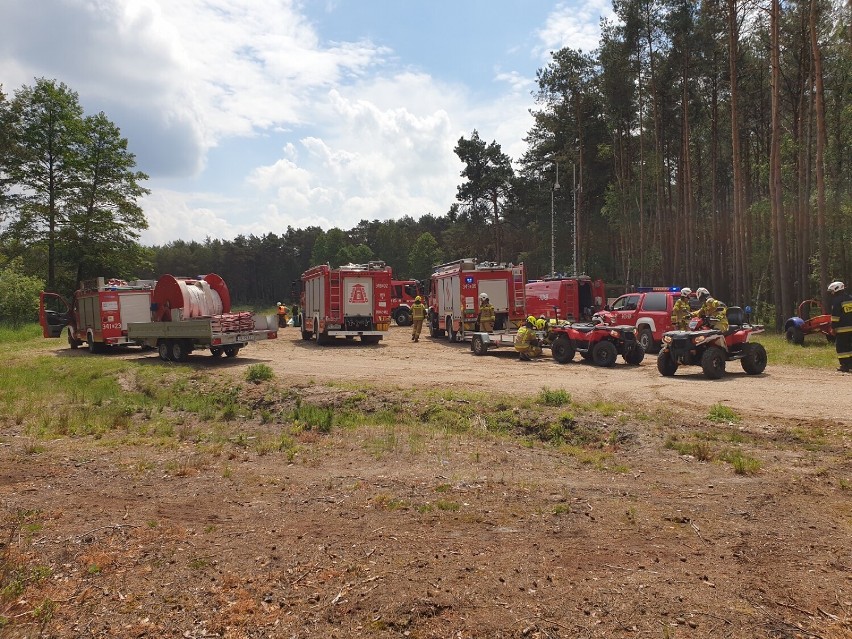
[349,284,368,304]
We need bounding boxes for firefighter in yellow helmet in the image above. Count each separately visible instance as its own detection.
[478,293,495,333]
[410,296,427,342]
[692,288,728,331]
[670,287,692,330]
[515,315,543,361]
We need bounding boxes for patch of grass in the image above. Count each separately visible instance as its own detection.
[538,387,572,407]
[752,333,836,369]
[291,399,334,433]
[707,403,739,423]
[245,364,274,383]
[664,435,714,461]
[435,500,460,512]
[718,448,761,475]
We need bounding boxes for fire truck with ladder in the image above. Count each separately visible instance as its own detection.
[427,259,526,341]
[299,262,392,345]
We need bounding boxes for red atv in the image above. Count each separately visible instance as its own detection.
[548,322,645,367]
[656,307,767,379]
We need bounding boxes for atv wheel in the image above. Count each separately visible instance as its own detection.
[638,328,655,354]
[579,350,593,361]
[785,326,805,345]
[741,342,767,375]
[471,335,488,356]
[700,347,726,379]
[591,340,618,367]
[551,335,575,364]
[395,309,412,327]
[656,351,678,376]
[623,342,645,366]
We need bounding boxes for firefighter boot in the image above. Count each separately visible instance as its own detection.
[519,353,532,362]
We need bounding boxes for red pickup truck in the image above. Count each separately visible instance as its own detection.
[597,290,687,353]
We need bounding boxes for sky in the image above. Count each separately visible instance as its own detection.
[0,0,615,246]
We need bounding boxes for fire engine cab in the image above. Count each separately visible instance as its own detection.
[299,262,392,345]
[428,259,526,341]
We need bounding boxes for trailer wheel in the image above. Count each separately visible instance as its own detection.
[157,340,172,361]
[224,346,240,358]
[210,347,223,357]
[591,340,618,367]
[785,326,805,345]
[170,339,190,362]
[471,334,488,356]
[551,336,575,364]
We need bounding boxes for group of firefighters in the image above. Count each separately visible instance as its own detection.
[278,279,852,371]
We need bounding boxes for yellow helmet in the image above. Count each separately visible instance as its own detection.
[536,319,546,330]
[414,296,422,302]
[527,315,537,325]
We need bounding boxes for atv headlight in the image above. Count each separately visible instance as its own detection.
[663,335,672,344]
[693,335,705,344]
[610,330,619,338]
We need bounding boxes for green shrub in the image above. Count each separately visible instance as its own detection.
[538,387,571,407]
[246,364,274,383]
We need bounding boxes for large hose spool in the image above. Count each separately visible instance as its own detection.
[151,274,232,321]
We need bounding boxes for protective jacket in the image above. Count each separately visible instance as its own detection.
[671,297,691,330]
[831,291,852,368]
[411,302,426,322]
[479,303,496,324]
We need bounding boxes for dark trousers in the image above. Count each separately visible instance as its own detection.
[837,331,852,368]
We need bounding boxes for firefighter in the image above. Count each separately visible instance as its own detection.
[671,287,693,330]
[829,281,852,372]
[410,296,427,342]
[276,302,288,328]
[692,288,728,331]
[478,293,496,333]
[515,316,542,361]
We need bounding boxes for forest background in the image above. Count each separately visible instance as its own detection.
[1,0,850,330]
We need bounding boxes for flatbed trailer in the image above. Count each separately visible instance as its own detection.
[128,314,277,361]
[468,329,545,356]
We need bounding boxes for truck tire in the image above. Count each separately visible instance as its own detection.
[638,328,655,354]
[471,334,488,356]
[87,331,105,354]
[170,339,190,362]
[361,335,381,344]
[591,340,618,367]
[785,326,805,345]
[446,316,457,342]
[700,347,726,379]
[551,335,575,364]
[314,320,329,345]
[67,328,81,349]
[300,314,312,340]
[740,342,767,375]
[623,342,645,366]
[395,308,412,327]
[656,351,678,376]
[157,340,172,361]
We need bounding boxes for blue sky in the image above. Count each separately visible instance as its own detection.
[1,0,613,245]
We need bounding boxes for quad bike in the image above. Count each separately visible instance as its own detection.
[547,322,645,367]
[656,307,766,379]
[783,299,835,345]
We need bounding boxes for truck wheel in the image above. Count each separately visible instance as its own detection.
[591,340,618,367]
[638,328,655,354]
[430,321,445,338]
[471,334,488,356]
[361,335,381,344]
[67,328,81,349]
[87,332,104,354]
[314,320,328,345]
[785,326,805,345]
[395,309,412,327]
[623,342,645,366]
[300,315,312,340]
[700,347,726,379]
[656,351,678,376]
[551,335,575,364]
[170,339,190,362]
[224,346,240,358]
[157,340,172,361]
[447,317,457,342]
[741,342,767,375]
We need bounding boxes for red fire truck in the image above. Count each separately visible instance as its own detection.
[428,259,526,341]
[299,262,392,345]
[525,275,605,322]
[390,279,424,326]
[39,277,155,352]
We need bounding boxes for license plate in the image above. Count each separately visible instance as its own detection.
[236,334,253,342]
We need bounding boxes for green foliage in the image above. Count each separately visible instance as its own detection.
[707,404,739,423]
[245,364,274,383]
[537,387,572,407]
[408,232,442,281]
[0,258,44,327]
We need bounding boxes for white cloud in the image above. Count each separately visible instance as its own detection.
[536,0,615,58]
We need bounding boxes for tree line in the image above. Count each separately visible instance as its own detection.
[2,0,851,329]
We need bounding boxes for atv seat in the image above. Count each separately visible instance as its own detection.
[572,323,597,333]
[724,306,744,333]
